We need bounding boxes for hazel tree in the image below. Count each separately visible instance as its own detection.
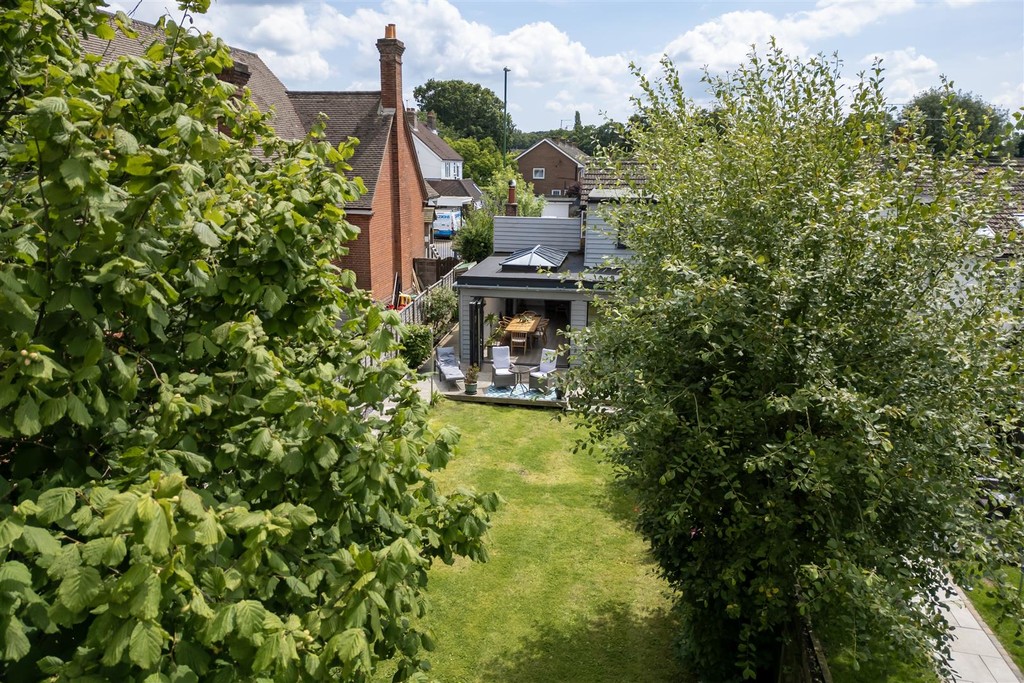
[568,47,1024,681]
[0,1,497,681]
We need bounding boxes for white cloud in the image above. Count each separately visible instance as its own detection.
[860,47,938,103]
[663,0,917,72]
[992,82,1024,112]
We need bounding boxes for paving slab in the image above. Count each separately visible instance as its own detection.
[945,587,1023,683]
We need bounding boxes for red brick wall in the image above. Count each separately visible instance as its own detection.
[335,214,371,293]
[517,144,581,197]
[396,112,426,288]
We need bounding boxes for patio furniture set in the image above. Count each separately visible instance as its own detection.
[495,312,550,354]
[435,345,559,397]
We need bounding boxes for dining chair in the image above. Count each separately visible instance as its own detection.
[510,332,528,354]
[490,345,515,388]
[532,318,548,347]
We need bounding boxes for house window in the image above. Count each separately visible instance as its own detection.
[551,189,562,196]
[533,168,545,180]
[444,161,453,178]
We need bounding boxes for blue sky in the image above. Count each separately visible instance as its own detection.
[114,0,1024,132]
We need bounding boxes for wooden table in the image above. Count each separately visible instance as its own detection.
[504,316,539,335]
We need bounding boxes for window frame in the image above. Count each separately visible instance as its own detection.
[532,167,545,180]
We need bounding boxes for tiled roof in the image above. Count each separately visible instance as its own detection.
[516,138,591,167]
[427,178,482,201]
[288,92,391,211]
[549,139,591,165]
[989,159,1024,235]
[411,121,462,162]
[81,14,306,141]
[579,160,645,202]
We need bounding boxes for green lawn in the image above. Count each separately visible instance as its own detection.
[394,401,687,683]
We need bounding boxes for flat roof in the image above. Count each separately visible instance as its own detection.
[455,253,618,290]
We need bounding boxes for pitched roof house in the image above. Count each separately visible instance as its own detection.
[84,18,429,303]
[515,139,591,198]
[409,111,464,180]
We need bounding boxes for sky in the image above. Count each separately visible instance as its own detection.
[110,0,1024,133]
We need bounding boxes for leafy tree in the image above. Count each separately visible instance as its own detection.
[446,136,505,186]
[0,2,497,681]
[413,79,513,144]
[454,170,543,263]
[568,48,1024,681]
[901,85,1008,155]
[451,213,493,264]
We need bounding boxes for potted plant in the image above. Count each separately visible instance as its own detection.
[464,364,479,395]
[484,313,503,357]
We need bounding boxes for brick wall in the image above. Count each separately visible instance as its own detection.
[517,144,582,197]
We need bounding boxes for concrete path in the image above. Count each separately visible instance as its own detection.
[945,587,1023,682]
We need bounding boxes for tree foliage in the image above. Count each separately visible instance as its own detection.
[568,47,1024,681]
[901,85,1009,155]
[453,170,542,263]
[0,2,497,681]
[412,79,513,145]
[445,136,505,186]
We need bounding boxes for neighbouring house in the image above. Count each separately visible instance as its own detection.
[85,18,431,303]
[515,138,590,199]
[410,111,463,180]
[454,181,635,368]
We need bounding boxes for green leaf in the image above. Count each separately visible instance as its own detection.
[60,157,89,191]
[3,615,30,661]
[143,506,171,557]
[113,128,139,154]
[330,628,370,670]
[250,428,273,456]
[103,492,139,531]
[0,518,25,548]
[102,618,135,666]
[0,561,32,590]
[129,620,164,669]
[192,222,219,247]
[21,526,61,555]
[40,396,67,426]
[130,573,161,620]
[234,600,266,638]
[14,396,40,436]
[262,285,287,314]
[125,154,153,176]
[81,536,127,566]
[66,392,92,427]
[262,387,296,414]
[57,565,102,612]
[37,487,76,524]
[94,22,116,40]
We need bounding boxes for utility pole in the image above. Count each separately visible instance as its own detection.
[502,67,510,164]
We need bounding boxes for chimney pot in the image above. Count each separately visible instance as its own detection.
[385,23,396,39]
[505,180,518,216]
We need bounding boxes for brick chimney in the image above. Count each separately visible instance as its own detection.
[377,24,404,113]
[505,179,518,216]
[218,61,251,88]
[427,112,437,132]
[406,107,418,129]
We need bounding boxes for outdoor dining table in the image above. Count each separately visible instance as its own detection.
[504,315,539,335]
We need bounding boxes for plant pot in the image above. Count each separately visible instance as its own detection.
[464,382,478,395]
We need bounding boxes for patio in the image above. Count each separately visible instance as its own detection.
[429,326,566,409]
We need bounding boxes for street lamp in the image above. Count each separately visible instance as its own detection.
[502,67,510,163]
